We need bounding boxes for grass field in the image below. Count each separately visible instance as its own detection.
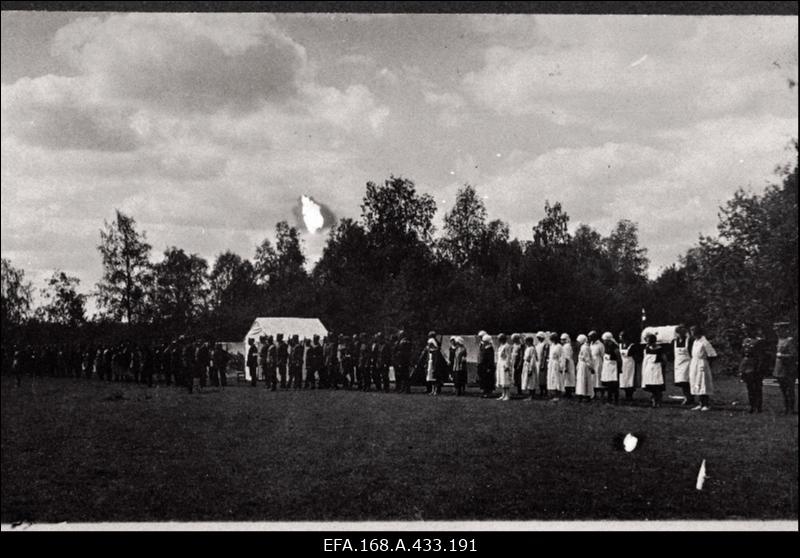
[1,374,797,523]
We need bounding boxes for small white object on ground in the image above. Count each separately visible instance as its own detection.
[696,459,708,490]
[623,433,638,452]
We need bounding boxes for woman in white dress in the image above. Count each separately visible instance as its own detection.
[600,332,621,405]
[521,335,537,400]
[547,333,564,399]
[575,334,594,402]
[588,331,605,400]
[689,325,718,411]
[641,333,666,408]
[560,333,576,398]
[495,333,512,401]
[673,325,694,406]
[618,330,639,403]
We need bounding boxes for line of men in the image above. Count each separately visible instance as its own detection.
[246,331,414,392]
[7,338,231,394]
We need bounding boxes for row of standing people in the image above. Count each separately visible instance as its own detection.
[8,338,231,393]
[473,325,718,411]
[246,331,415,392]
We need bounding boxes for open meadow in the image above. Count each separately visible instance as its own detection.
[1,374,797,523]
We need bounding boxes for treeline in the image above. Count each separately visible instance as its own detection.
[2,147,797,369]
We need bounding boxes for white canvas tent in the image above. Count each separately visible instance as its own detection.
[242,317,329,380]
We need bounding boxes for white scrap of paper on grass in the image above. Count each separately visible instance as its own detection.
[623,433,638,452]
[696,459,707,490]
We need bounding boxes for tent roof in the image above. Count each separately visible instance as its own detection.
[244,317,328,341]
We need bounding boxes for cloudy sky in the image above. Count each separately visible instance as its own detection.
[1,11,797,308]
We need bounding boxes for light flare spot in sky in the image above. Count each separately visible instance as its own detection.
[301,195,325,234]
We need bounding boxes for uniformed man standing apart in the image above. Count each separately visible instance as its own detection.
[773,321,797,415]
[247,338,259,387]
[738,324,765,414]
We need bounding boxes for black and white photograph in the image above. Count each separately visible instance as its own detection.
[0,2,797,533]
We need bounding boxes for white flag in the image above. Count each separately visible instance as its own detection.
[695,459,707,490]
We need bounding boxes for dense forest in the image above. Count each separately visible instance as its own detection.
[2,145,797,368]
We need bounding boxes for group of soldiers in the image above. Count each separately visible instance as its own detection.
[245,331,414,392]
[6,337,231,393]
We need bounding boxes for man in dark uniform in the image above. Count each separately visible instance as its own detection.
[738,324,765,414]
[393,330,412,393]
[290,334,304,389]
[264,335,277,391]
[358,333,371,391]
[773,321,797,415]
[257,335,269,388]
[246,337,259,387]
[322,333,337,389]
[211,343,230,388]
[306,334,323,389]
[184,340,198,393]
[370,333,384,392]
[339,334,354,389]
[275,333,288,389]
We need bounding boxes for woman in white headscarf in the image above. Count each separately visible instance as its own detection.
[575,334,594,401]
[495,333,512,401]
[521,335,538,400]
[560,333,576,398]
[547,333,564,399]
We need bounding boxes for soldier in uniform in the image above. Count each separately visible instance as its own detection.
[265,336,277,391]
[773,322,797,415]
[373,333,391,392]
[322,333,338,389]
[290,334,304,389]
[247,337,259,387]
[257,336,268,388]
[357,333,371,391]
[211,343,229,388]
[338,334,354,389]
[738,324,766,414]
[275,333,289,389]
[306,335,323,389]
[183,339,197,393]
